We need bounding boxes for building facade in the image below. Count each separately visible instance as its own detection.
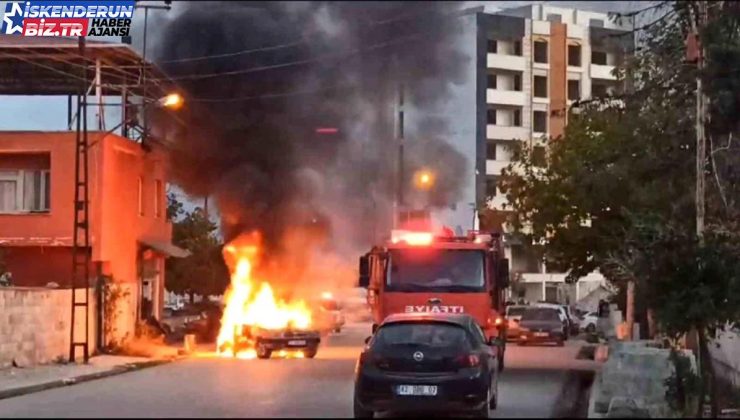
[0,36,186,350]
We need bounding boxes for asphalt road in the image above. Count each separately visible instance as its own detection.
[0,322,598,418]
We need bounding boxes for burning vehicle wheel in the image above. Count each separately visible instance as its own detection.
[304,347,318,359]
[256,343,272,359]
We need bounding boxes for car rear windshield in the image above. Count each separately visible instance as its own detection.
[386,249,486,293]
[373,322,472,351]
[521,308,561,322]
[506,306,526,316]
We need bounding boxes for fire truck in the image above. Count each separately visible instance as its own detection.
[358,225,511,371]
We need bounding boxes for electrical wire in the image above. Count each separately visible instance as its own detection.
[153,6,477,82]
[156,5,471,64]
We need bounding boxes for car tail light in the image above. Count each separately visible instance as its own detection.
[454,354,480,368]
[359,352,390,369]
[494,317,504,327]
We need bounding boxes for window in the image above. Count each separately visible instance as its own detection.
[514,40,522,56]
[487,74,497,89]
[487,108,497,125]
[533,146,547,167]
[0,169,50,213]
[534,75,548,98]
[568,44,581,67]
[138,177,144,216]
[534,41,548,63]
[387,249,486,293]
[514,74,522,91]
[592,51,607,65]
[533,111,547,133]
[513,109,522,127]
[589,18,604,28]
[546,14,562,23]
[487,39,497,54]
[154,180,163,218]
[486,176,498,198]
[487,142,497,160]
[592,83,607,97]
[568,79,581,100]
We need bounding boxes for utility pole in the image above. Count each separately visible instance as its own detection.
[134,1,171,147]
[695,2,708,245]
[393,81,405,229]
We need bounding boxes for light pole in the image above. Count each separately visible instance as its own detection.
[89,93,184,148]
[134,1,172,147]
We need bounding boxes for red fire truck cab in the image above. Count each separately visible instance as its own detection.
[358,228,510,371]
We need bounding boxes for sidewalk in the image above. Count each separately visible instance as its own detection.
[0,353,181,401]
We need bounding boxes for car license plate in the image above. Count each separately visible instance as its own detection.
[396,385,438,396]
[287,340,306,346]
[534,332,549,337]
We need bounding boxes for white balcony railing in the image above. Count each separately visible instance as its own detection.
[487,53,526,71]
[590,63,616,80]
[487,89,526,106]
[486,159,509,175]
[486,125,529,141]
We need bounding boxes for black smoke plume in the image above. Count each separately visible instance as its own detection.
[152,1,470,268]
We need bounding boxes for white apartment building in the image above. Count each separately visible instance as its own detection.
[407,5,633,308]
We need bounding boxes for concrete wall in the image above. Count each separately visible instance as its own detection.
[0,287,97,367]
[710,327,740,389]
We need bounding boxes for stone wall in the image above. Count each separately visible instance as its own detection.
[0,287,97,367]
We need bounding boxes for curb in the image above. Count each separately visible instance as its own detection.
[0,357,182,401]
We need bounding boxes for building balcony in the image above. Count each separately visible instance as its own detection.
[486,125,529,141]
[486,194,508,211]
[486,159,510,175]
[567,24,587,39]
[487,89,526,106]
[487,53,526,71]
[590,63,616,80]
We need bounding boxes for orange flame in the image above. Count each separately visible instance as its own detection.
[216,233,312,359]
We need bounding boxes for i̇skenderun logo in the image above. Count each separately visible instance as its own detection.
[1,1,134,37]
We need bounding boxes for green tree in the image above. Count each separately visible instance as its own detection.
[166,194,229,303]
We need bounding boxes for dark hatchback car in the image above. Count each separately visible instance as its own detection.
[517,307,566,346]
[353,313,500,418]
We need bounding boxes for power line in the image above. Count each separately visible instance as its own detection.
[189,83,358,103]
[155,31,424,82]
[154,6,477,82]
[155,5,472,65]
[158,39,306,64]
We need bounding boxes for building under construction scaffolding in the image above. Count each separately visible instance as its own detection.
[0,35,187,363]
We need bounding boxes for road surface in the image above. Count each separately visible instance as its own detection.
[0,322,598,418]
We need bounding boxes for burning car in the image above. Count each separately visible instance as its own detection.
[215,233,323,360]
[224,323,320,359]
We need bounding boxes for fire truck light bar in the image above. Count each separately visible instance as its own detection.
[391,230,434,246]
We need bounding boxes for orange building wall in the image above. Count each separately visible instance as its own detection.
[549,22,567,139]
[0,132,172,288]
[0,132,77,245]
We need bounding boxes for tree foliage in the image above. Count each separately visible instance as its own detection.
[165,193,229,301]
[499,0,740,330]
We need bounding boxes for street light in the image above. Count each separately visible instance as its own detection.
[158,93,184,110]
[89,92,184,147]
[413,169,435,191]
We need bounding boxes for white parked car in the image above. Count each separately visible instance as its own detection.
[579,312,598,333]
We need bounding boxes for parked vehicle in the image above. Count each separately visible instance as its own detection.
[517,307,566,346]
[579,311,598,334]
[533,303,570,339]
[504,305,528,341]
[312,293,346,334]
[353,313,500,418]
